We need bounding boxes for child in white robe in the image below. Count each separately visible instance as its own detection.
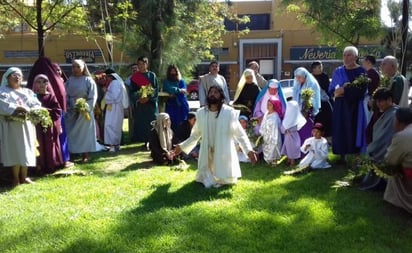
[299,123,331,169]
[237,115,252,162]
[259,97,282,165]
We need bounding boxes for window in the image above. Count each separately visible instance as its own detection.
[224,14,271,31]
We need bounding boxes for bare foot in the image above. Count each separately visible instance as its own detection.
[64,161,75,168]
[21,178,35,184]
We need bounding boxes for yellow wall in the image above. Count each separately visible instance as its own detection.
[0,33,126,65]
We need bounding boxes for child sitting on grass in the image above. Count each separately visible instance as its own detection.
[299,122,331,169]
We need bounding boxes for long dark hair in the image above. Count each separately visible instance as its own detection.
[207,85,226,118]
[166,64,181,82]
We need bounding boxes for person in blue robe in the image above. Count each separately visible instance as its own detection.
[328,46,367,163]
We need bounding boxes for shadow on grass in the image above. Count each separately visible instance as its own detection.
[131,181,232,214]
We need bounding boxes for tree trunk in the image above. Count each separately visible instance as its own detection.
[36,0,45,57]
[150,0,163,75]
[401,0,409,75]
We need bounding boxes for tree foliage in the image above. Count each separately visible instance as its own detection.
[123,0,248,79]
[281,0,382,47]
[381,0,411,75]
[0,0,87,56]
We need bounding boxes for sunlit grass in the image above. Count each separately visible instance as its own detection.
[0,121,411,252]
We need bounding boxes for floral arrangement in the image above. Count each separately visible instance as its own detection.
[28,108,53,131]
[379,75,391,89]
[300,88,314,116]
[137,84,155,99]
[5,107,53,132]
[343,74,371,89]
[75,98,91,121]
[360,158,402,179]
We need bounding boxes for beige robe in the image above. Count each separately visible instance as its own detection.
[179,105,253,188]
[383,124,412,213]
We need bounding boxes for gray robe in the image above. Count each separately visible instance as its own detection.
[366,106,397,162]
[0,87,41,166]
[65,75,98,153]
[198,74,230,107]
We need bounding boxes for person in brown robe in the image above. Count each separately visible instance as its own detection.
[383,107,412,214]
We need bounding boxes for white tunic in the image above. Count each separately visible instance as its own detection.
[179,105,253,188]
[104,79,124,145]
[0,86,41,166]
[299,137,331,169]
[259,112,282,163]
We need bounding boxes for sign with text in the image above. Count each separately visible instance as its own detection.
[290,47,337,61]
[290,46,386,61]
[64,49,102,63]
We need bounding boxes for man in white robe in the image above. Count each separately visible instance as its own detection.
[104,70,125,152]
[175,85,257,188]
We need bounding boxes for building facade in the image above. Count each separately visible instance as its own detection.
[0,0,385,93]
[205,0,385,94]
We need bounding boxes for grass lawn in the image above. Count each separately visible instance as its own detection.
[1,127,412,252]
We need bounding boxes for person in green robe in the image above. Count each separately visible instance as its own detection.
[129,56,159,144]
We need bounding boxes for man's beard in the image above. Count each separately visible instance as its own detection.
[207,96,220,105]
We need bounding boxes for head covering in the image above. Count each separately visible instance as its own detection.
[151,113,173,152]
[27,57,67,111]
[73,59,91,76]
[282,100,307,130]
[1,67,23,87]
[268,80,279,88]
[32,74,49,94]
[187,111,196,120]
[239,115,249,122]
[313,122,325,132]
[234,68,258,101]
[268,96,282,116]
[292,67,321,116]
[52,63,68,82]
[254,79,286,119]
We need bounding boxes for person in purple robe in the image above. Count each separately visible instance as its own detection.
[281,99,307,166]
[31,74,64,174]
[328,46,367,164]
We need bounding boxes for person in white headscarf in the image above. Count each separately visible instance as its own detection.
[253,79,287,135]
[281,99,307,166]
[253,79,287,120]
[64,59,98,162]
[233,68,260,118]
[0,67,42,186]
[148,112,176,165]
[104,69,126,152]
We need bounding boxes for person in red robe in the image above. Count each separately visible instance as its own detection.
[32,74,64,174]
